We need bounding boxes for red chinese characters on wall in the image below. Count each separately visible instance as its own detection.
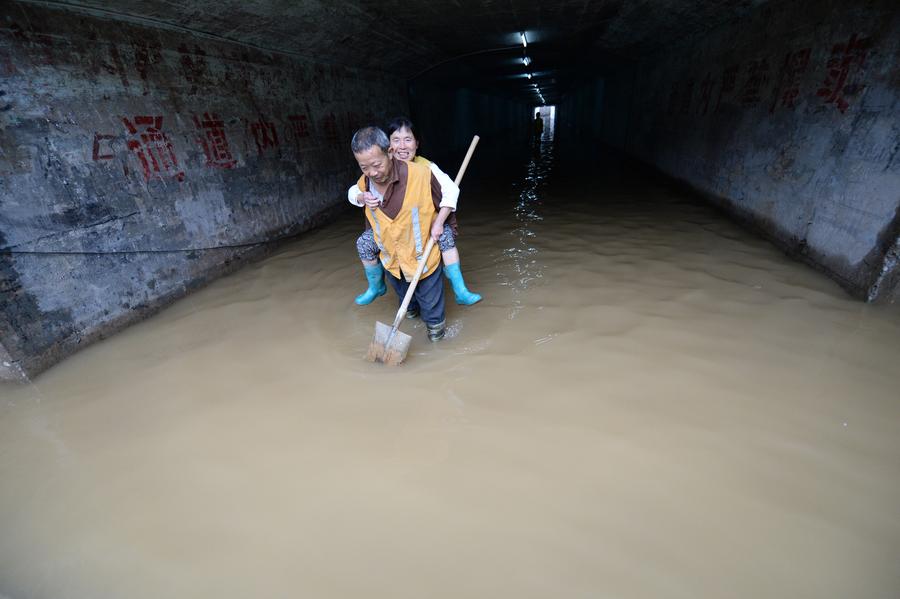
[193,112,236,168]
[9,23,54,66]
[178,44,208,95]
[321,113,339,143]
[697,73,715,115]
[770,48,812,113]
[122,116,185,182]
[665,31,876,119]
[343,111,362,136]
[92,44,131,90]
[0,51,17,77]
[132,39,161,94]
[817,33,871,113]
[286,114,311,151]
[666,81,680,116]
[288,114,310,138]
[679,79,694,115]
[715,65,739,112]
[740,58,770,105]
[249,117,279,155]
[92,133,116,161]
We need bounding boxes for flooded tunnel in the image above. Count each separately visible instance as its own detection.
[1,1,900,597]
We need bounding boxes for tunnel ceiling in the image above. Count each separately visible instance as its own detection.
[45,0,768,105]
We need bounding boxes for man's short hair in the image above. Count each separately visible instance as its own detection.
[351,126,390,155]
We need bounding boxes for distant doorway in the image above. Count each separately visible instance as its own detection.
[533,105,556,141]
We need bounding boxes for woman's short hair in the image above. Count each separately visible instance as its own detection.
[386,116,418,141]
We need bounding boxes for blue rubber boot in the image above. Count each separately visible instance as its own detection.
[355,263,386,305]
[444,262,482,305]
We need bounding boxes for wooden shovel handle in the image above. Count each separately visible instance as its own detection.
[389,135,480,329]
[453,135,480,186]
[390,237,435,328]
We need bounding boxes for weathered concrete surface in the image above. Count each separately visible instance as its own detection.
[409,79,532,168]
[557,77,604,151]
[0,339,26,382]
[625,0,900,301]
[51,0,767,93]
[0,2,406,380]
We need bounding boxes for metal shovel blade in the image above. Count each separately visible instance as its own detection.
[365,321,412,365]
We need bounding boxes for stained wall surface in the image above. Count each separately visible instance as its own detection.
[409,80,533,168]
[0,2,406,380]
[625,0,900,301]
[2,0,899,381]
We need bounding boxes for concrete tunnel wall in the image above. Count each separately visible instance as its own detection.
[0,2,537,381]
[0,2,408,381]
[556,69,638,167]
[408,79,534,170]
[2,0,898,381]
[557,76,609,153]
[619,0,900,302]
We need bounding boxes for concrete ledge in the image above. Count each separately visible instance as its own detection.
[0,340,28,382]
[1,202,349,382]
[636,158,900,304]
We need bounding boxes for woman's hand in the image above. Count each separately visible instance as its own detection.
[430,206,452,242]
[361,192,381,209]
[431,220,444,242]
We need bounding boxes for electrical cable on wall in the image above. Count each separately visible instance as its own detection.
[0,232,303,256]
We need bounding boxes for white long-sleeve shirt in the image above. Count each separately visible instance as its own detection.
[348,159,459,210]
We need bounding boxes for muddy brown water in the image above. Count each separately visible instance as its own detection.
[2,147,899,598]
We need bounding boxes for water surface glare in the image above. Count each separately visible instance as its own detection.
[2,148,899,598]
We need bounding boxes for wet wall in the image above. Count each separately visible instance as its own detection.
[3,0,897,381]
[557,71,636,154]
[557,77,604,158]
[409,79,533,171]
[622,0,900,302]
[0,2,406,380]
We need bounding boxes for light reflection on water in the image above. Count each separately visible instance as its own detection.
[1,145,899,599]
[499,141,554,321]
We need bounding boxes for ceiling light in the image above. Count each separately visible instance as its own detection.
[520,32,527,48]
[522,56,531,66]
[526,73,532,79]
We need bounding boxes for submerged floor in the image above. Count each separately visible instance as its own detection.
[1,145,899,598]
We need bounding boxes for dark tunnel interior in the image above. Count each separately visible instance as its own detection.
[1,0,898,379]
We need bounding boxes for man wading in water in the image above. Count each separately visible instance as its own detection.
[349,117,481,307]
[350,126,448,342]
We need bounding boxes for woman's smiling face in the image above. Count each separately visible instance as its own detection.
[389,127,419,162]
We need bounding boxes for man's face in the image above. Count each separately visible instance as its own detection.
[354,146,392,185]
[389,127,419,162]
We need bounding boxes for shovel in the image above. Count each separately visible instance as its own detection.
[366,135,480,365]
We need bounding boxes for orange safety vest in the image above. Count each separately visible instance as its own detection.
[361,160,440,280]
